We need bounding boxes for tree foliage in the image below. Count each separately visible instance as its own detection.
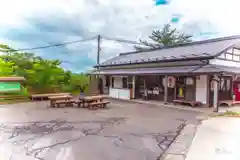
[0,45,90,94]
[135,24,192,51]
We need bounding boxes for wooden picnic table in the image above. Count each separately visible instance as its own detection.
[79,95,106,103]
[49,95,73,108]
[31,92,71,101]
[79,95,109,109]
[80,95,106,101]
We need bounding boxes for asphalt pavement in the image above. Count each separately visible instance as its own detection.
[0,100,201,160]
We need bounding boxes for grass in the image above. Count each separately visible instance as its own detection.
[0,92,30,105]
[215,111,240,117]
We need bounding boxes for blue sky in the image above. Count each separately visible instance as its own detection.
[0,0,240,72]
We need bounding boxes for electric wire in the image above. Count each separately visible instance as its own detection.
[102,36,143,45]
[10,36,97,52]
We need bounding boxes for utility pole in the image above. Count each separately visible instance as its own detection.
[97,35,101,67]
[96,35,101,94]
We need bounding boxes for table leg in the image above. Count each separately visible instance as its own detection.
[50,100,54,108]
[83,101,85,108]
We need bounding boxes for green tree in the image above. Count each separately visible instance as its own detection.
[0,44,90,94]
[2,52,35,77]
[135,24,192,51]
[0,58,15,76]
[70,73,89,93]
[0,44,16,53]
[25,59,65,93]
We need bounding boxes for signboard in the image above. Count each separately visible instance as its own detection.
[0,82,21,92]
[167,76,176,88]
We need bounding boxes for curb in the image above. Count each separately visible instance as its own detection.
[161,123,199,160]
[108,97,213,114]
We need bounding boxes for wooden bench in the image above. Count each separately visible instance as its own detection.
[73,100,83,108]
[173,100,202,107]
[219,100,240,107]
[88,101,110,110]
[52,100,75,108]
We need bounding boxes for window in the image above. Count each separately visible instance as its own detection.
[226,79,231,91]
[127,76,133,89]
[219,78,226,91]
[105,76,110,87]
[219,77,231,91]
[234,49,240,55]
[111,77,115,88]
[128,76,133,82]
[226,54,233,60]
[122,77,128,88]
[128,83,133,89]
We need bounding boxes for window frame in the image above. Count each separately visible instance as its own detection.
[122,77,128,89]
[111,77,115,88]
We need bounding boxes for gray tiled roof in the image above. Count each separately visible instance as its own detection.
[99,35,240,67]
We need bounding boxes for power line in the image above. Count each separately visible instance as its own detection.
[11,36,97,52]
[4,35,144,53]
[102,36,143,45]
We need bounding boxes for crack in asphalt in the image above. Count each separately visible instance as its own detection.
[0,117,186,160]
[0,118,126,160]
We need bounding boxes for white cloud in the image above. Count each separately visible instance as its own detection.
[1,0,240,37]
[0,0,240,71]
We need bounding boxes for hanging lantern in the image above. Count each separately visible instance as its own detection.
[167,76,176,88]
[178,87,184,98]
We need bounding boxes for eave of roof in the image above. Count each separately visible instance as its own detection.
[90,64,240,75]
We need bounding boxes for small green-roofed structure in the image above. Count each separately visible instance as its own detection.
[0,77,25,93]
[0,77,28,104]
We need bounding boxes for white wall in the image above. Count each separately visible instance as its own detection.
[109,88,130,100]
[109,88,119,99]
[112,76,123,88]
[100,75,105,86]
[210,59,240,67]
[109,76,131,100]
[195,75,207,104]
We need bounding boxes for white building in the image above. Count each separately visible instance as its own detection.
[90,35,240,109]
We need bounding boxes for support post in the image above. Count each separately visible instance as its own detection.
[213,75,219,112]
[206,75,210,107]
[132,76,136,99]
[89,75,92,84]
[164,75,168,104]
[174,76,177,100]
